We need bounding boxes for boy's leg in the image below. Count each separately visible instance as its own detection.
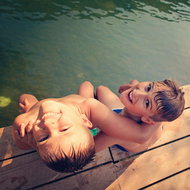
[18,94,38,113]
[96,85,124,109]
[78,81,95,99]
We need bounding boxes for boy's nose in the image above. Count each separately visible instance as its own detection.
[134,89,147,100]
[42,119,57,130]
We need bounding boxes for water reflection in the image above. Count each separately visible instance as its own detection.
[0,0,189,23]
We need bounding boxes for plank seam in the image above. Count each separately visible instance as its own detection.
[0,150,36,162]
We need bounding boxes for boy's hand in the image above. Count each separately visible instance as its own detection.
[14,120,36,148]
[118,80,139,94]
[19,98,30,113]
[118,84,134,94]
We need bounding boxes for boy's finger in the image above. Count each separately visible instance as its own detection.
[18,103,24,113]
[26,120,34,133]
[24,98,29,106]
[15,130,21,140]
[28,133,34,145]
[19,102,24,109]
[15,130,27,142]
[20,123,26,138]
[26,121,34,145]
[118,86,123,94]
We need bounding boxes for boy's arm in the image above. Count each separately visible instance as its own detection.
[94,131,120,153]
[89,99,161,144]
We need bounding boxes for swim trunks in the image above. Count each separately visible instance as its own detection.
[112,108,122,114]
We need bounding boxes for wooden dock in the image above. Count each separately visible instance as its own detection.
[1,85,190,190]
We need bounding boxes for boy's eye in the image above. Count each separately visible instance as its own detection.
[146,100,149,108]
[39,136,48,142]
[147,84,151,92]
[61,128,68,132]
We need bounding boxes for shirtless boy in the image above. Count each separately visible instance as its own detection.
[78,79,185,152]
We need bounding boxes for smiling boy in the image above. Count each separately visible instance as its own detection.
[78,79,185,152]
[12,94,96,173]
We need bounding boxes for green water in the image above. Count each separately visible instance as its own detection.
[1,0,190,127]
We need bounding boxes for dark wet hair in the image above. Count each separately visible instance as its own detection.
[150,79,185,122]
[41,144,95,173]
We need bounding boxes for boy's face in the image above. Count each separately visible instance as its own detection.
[120,81,163,119]
[32,100,94,159]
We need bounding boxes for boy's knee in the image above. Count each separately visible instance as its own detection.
[81,81,94,91]
[83,81,93,87]
[18,94,28,103]
[96,85,107,92]
[96,85,108,96]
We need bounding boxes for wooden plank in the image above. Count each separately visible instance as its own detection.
[145,168,190,190]
[106,135,190,190]
[37,163,119,190]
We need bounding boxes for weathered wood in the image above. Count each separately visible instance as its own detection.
[38,163,119,190]
[107,133,190,189]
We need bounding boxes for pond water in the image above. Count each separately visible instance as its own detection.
[1,0,190,127]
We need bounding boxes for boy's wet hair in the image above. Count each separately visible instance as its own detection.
[41,144,95,173]
[150,79,185,122]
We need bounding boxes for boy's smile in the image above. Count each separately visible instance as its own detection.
[41,112,62,120]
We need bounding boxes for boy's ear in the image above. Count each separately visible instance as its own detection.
[141,116,155,125]
[80,114,93,129]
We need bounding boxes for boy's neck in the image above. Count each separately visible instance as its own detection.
[120,107,142,124]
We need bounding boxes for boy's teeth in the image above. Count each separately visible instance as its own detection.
[36,120,41,124]
[42,112,58,120]
[129,91,132,103]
